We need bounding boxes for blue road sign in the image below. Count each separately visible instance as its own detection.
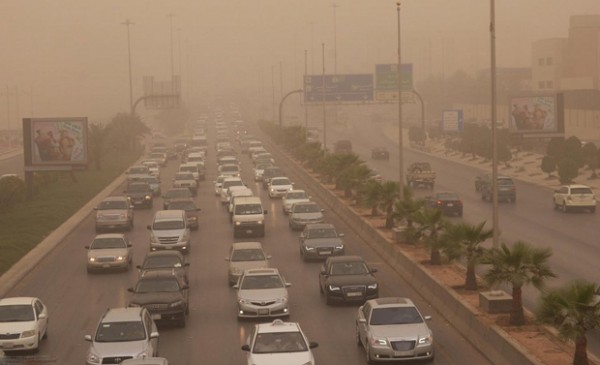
[304,74,373,103]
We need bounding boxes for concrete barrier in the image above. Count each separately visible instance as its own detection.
[258,132,544,365]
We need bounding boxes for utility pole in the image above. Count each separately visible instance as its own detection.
[396,1,405,200]
[332,3,339,127]
[272,65,276,122]
[309,21,315,74]
[279,61,284,100]
[122,19,134,115]
[304,50,308,130]
[490,0,499,248]
[167,13,176,80]
[322,43,327,151]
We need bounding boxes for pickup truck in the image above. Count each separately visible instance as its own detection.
[406,162,436,189]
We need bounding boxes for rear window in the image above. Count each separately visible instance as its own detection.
[571,187,593,195]
[497,178,514,186]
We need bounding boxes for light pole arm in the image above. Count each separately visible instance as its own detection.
[411,89,425,133]
[279,89,304,128]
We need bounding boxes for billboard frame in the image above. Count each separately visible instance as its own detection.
[23,117,89,171]
[507,93,564,137]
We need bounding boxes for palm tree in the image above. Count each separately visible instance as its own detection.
[411,207,446,265]
[378,181,400,229]
[442,221,493,290]
[536,280,600,365]
[337,163,372,198]
[357,179,383,216]
[483,241,556,325]
[393,186,424,241]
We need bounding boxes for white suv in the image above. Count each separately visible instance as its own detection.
[85,307,159,365]
[553,184,596,213]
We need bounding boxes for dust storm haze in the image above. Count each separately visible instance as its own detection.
[0,0,598,124]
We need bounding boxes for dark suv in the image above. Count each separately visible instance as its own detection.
[128,270,189,327]
[318,255,378,305]
[124,182,154,209]
[261,167,284,189]
[478,174,516,203]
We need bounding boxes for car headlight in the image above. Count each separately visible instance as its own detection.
[169,300,184,308]
[128,302,141,307]
[87,351,100,364]
[234,221,241,226]
[144,195,152,200]
[276,297,288,303]
[257,220,263,225]
[88,257,96,262]
[118,214,126,219]
[418,334,433,345]
[370,336,388,346]
[149,232,158,244]
[116,256,125,262]
[136,350,151,359]
[304,246,315,251]
[238,298,251,305]
[21,330,36,338]
[328,285,341,292]
[367,283,378,290]
[334,244,344,250]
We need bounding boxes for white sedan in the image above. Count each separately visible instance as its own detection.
[281,189,311,214]
[0,297,49,353]
[268,177,294,198]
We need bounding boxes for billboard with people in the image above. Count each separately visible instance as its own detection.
[23,117,88,169]
[508,94,564,136]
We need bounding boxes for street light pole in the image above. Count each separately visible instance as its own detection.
[122,19,135,115]
[304,49,308,130]
[490,0,499,248]
[168,13,175,80]
[322,43,327,151]
[397,1,405,201]
[332,3,339,127]
[272,65,276,122]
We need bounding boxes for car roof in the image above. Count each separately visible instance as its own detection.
[120,358,169,365]
[234,196,262,204]
[94,233,126,239]
[292,201,317,207]
[102,307,144,322]
[304,223,335,230]
[244,268,280,276]
[565,184,592,189]
[140,269,181,279]
[0,297,38,306]
[256,319,301,334]
[154,209,186,219]
[326,255,365,264]
[144,250,185,260]
[368,297,415,308]
[232,241,264,250]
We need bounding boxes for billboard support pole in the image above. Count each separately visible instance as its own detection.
[279,89,304,128]
[412,89,425,135]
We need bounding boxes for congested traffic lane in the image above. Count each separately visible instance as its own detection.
[2,122,492,364]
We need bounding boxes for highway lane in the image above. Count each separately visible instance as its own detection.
[0,152,24,178]
[1,122,492,364]
[330,118,600,354]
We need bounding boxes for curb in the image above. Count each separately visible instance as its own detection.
[0,173,128,298]
[257,130,545,365]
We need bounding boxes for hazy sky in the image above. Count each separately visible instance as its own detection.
[1,0,598,125]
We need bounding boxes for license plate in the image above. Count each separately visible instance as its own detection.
[347,292,362,297]
[258,309,269,315]
[319,251,332,255]
[447,203,453,207]
[246,229,253,234]
[151,314,161,320]
[102,264,110,268]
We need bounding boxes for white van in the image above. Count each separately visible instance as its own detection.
[232,196,267,238]
[147,210,191,254]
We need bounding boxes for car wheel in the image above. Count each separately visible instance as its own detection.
[563,203,569,213]
[42,328,48,340]
[365,345,375,364]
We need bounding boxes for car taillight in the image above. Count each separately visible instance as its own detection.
[436,200,442,206]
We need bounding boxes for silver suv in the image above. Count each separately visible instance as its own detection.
[84,307,159,365]
[94,196,134,232]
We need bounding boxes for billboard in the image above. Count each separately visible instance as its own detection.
[23,117,88,170]
[304,74,373,103]
[143,75,181,109]
[508,94,564,136]
[374,63,413,102]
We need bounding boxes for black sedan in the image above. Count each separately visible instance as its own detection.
[318,255,378,305]
[371,147,390,160]
[425,192,463,217]
[299,223,345,261]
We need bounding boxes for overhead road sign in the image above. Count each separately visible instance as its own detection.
[304,74,373,103]
[375,63,413,102]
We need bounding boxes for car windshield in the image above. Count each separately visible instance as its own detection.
[330,261,369,275]
[231,249,266,262]
[437,193,459,200]
[293,204,320,213]
[271,179,291,186]
[175,173,194,181]
[181,166,197,173]
[223,181,243,189]
[221,165,239,172]
[139,177,159,184]
[95,321,146,342]
[256,163,272,170]
[252,332,307,353]
[144,256,183,269]
[168,201,196,211]
[369,307,423,325]
[240,275,284,289]
[165,190,191,199]
[153,220,185,230]
[234,204,263,215]
[135,278,181,293]
[0,305,35,322]
[498,178,514,186]
[91,238,126,249]
[306,228,337,239]
[151,153,164,159]
[264,169,282,177]
[572,187,593,195]
[129,167,147,174]
[286,192,307,199]
[98,200,128,210]
[127,184,150,192]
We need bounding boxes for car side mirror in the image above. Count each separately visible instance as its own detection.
[136,265,141,269]
[320,267,326,275]
[285,282,292,287]
[338,233,345,237]
[424,315,432,321]
[84,245,90,249]
[184,263,190,267]
[309,342,319,349]
[225,257,230,261]
[358,318,366,324]
[38,313,47,319]
[233,284,239,289]
[263,210,268,214]
[266,255,272,259]
[127,244,132,248]
[93,207,98,211]
[241,344,251,352]
[370,268,378,274]
[321,209,325,212]
[127,288,134,293]
[84,335,92,342]
[150,331,159,339]
[146,225,152,230]
[182,285,189,290]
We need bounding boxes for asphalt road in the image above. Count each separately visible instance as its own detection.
[0,152,24,178]
[329,117,600,356]
[0,123,492,364]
